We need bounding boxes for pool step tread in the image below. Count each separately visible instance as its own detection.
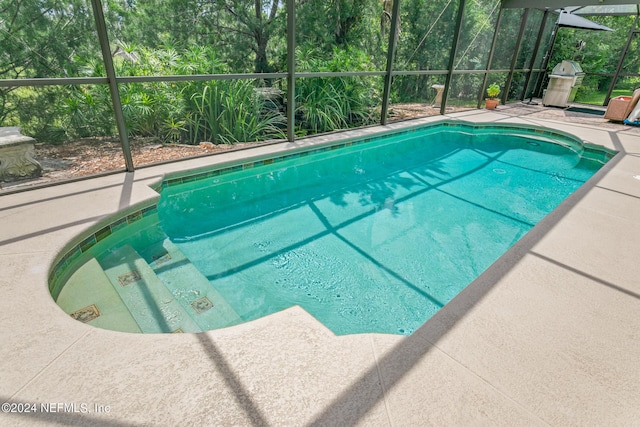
[99,244,202,333]
[56,257,142,333]
[149,239,242,330]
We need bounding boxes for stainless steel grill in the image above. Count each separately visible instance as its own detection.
[542,60,585,108]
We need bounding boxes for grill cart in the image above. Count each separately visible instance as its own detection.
[542,60,585,108]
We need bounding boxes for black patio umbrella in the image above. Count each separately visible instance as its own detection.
[556,9,614,31]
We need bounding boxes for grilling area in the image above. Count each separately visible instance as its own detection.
[542,60,585,108]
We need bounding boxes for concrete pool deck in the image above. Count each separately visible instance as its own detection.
[1,105,639,425]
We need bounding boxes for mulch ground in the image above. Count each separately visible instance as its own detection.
[32,138,265,180]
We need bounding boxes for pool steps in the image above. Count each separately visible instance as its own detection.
[56,258,142,333]
[99,244,202,333]
[56,239,241,333]
[148,239,242,330]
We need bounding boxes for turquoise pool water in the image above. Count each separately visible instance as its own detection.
[52,122,613,335]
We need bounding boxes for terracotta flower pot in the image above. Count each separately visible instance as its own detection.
[485,98,499,110]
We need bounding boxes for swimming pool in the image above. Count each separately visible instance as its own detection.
[50,121,615,335]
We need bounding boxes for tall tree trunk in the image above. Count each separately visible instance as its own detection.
[255,35,270,73]
[252,0,279,73]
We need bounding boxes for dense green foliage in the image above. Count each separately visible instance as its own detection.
[1,0,640,144]
[296,46,380,134]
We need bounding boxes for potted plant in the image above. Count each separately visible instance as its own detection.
[485,83,500,110]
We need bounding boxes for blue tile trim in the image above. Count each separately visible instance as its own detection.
[49,203,158,299]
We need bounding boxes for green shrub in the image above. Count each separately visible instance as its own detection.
[186,79,285,144]
[486,83,500,99]
[295,45,378,134]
